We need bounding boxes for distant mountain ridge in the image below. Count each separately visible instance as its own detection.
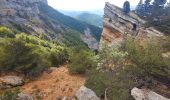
[59,10,103,27]
[75,13,102,27]
[60,10,104,17]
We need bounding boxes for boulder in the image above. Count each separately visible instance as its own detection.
[131,87,170,100]
[75,86,100,100]
[17,93,34,100]
[0,76,24,89]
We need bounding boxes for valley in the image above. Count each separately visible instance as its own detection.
[0,0,170,100]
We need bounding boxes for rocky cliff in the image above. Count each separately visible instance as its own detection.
[0,0,47,17]
[0,0,101,49]
[100,2,164,47]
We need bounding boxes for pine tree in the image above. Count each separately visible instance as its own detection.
[153,0,167,7]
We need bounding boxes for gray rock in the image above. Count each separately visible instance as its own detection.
[75,86,100,100]
[81,28,99,50]
[131,87,170,100]
[100,2,164,48]
[17,93,34,100]
[0,0,47,17]
[0,76,24,89]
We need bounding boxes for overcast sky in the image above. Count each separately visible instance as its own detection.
[48,0,139,11]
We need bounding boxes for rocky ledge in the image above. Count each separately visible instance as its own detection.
[0,0,47,17]
[0,76,24,89]
[100,2,164,47]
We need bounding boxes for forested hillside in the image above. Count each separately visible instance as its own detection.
[136,0,170,35]
[38,3,102,41]
[75,13,102,27]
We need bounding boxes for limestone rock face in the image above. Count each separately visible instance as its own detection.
[0,76,24,89]
[0,0,55,41]
[100,2,164,47]
[0,0,47,17]
[0,0,99,50]
[76,86,100,100]
[81,28,99,50]
[131,87,170,100]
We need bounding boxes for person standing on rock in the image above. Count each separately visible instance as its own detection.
[123,0,131,14]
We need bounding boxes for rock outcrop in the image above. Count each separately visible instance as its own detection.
[131,87,170,100]
[100,2,164,47]
[0,0,49,36]
[76,86,100,100]
[17,92,34,100]
[0,0,47,17]
[81,28,99,50]
[0,76,24,89]
[0,0,101,50]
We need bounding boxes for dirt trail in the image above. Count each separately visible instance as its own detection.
[21,65,86,100]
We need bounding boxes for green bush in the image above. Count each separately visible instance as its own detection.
[50,47,68,67]
[86,38,170,100]
[0,26,15,38]
[125,37,170,81]
[16,33,68,67]
[163,36,170,51]
[97,44,128,70]
[86,66,138,100]
[0,38,34,71]
[0,33,68,77]
[0,88,20,100]
[68,48,96,74]
[86,45,133,100]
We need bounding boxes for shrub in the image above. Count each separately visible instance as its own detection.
[16,33,68,67]
[86,66,138,100]
[50,47,68,67]
[86,38,170,100]
[0,88,20,100]
[125,37,170,82]
[97,44,128,70]
[0,26,15,38]
[86,46,134,100]
[0,33,68,77]
[68,48,96,74]
[163,36,170,51]
[0,38,34,72]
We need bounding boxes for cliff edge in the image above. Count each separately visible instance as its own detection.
[0,0,47,17]
[100,2,164,47]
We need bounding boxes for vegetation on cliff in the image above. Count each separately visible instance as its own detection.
[0,27,68,77]
[38,3,102,41]
[136,0,170,35]
[75,13,102,27]
[84,37,170,100]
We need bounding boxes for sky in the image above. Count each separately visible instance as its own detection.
[48,0,139,11]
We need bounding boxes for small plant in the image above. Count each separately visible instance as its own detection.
[68,48,96,74]
[0,32,68,77]
[0,26,15,38]
[0,88,20,100]
[125,37,170,82]
[85,65,137,100]
[97,44,128,71]
[163,36,170,51]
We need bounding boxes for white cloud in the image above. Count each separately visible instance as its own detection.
[48,0,139,11]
